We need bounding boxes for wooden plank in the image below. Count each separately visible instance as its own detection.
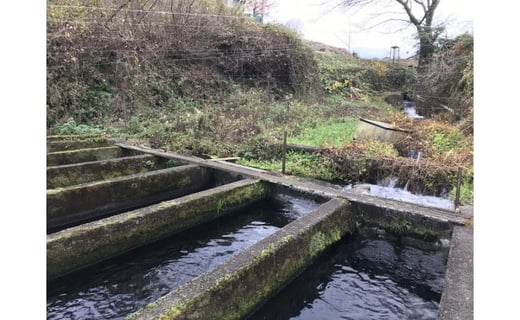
[207,157,240,162]
[286,143,324,153]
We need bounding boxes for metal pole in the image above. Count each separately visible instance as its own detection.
[454,166,463,211]
[282,131,287,175]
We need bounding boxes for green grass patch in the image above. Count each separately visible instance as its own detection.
[52,118,103,135]
[288,117,359,148]
[237,158,280,172]
[237,151,335,181]
[449,177,473,205]
[429,128,468,155]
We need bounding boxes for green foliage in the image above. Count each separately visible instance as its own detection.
[288,117,358,148]
[449,175,474,205]
[53,118,102,135]
[237,158,281,172]
[46,2,473,203]
[361,140,400,158]
[426,126,468,156]
[416,33,473,119]
[388,215,411,236]
[315,52,406,99]
[237,151,335,181]
[458,180,473,205]
[386,65,417,91]
[316,52,370,98]
[216,198,226,214]
[46,0,321,129]
[239,135,280,160]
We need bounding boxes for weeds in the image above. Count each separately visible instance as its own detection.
[288,117,359,148]
[53,118,102,135]
[388,215,411,236]
[46,1,473,205]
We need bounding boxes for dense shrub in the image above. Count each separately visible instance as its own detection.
[47,0,320,127]
[415,33,473,123]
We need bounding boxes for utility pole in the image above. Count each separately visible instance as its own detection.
[390,45,400,64]
[348,17,352,54]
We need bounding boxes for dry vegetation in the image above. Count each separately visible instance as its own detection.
[47,0,320,127]
[47,0,473,203]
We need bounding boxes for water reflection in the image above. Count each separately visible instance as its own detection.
[249,228,449,320]
[47,194,320,320]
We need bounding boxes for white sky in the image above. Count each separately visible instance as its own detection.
[264,0,473,59]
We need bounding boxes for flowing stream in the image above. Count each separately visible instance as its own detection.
[346,176,454,211]
[404,100,424,119]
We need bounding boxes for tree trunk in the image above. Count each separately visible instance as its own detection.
[417,26,436,71]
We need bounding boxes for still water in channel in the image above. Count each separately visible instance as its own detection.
[250,228,450,320]
[47,194,320,320]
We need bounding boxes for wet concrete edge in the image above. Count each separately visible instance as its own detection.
[438,225,474,320]
[114,142,467,226]
[47,165,210,231]
[47,179,270,280]
[47,138,110,153]
[46,154,176,189]
[127,198,355,320]
[47,146,122,166]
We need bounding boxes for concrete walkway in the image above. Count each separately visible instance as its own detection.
[438,225,473,319]
[115,142,468,226]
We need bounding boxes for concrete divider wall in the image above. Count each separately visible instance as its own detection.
[47,155,179,189]
[47,137,110,153]
[438,226,473,320]
[127,197,355,320]
[47,179,271,279]
[47,146,140,166]
[47,165,211,231]
[354,202,454,239]
[47,134,104,141]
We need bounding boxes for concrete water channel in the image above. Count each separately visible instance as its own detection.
[46,135,473,320]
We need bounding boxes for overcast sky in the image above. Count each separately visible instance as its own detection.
[264,0,473,59]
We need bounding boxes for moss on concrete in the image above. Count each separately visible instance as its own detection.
[47,146,122,166]
[127,197,355,320]
[47,138,110,153]
[308,228,342,259]
[47,155,177,188]
[47,179,271,279]
[47,165,209,230]
[47,134,104,141]
[354,202,453,239]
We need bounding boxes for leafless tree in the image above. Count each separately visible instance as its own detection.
[336,0,441,70]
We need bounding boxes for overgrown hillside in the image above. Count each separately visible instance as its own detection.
[47,0,473,204]
[47,0,320,128]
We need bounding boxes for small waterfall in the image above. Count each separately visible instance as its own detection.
[378,176,399,188]
[404,106,424,119]
[403,93,424,119]
[403,151,421,191]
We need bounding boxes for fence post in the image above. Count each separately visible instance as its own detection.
[282,131,287,175]
[454,166,463,212]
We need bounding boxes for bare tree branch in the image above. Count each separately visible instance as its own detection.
[395,0,420,26]
[334,0,443,68]
[413,0,428,15]
[356,17,412,32]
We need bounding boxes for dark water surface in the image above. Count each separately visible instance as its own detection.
[47,194,320,320]
[249,228,450,320]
